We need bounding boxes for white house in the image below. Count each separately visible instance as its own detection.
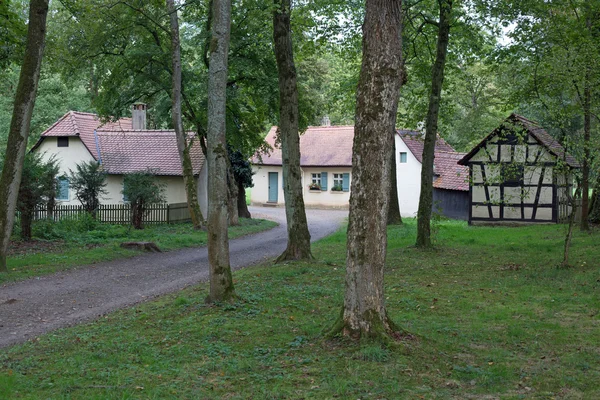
[30,106,208,215]
[251,125,470,218]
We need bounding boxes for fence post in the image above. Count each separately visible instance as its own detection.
[167,204,170,224]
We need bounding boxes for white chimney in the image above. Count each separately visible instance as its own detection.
[321,115,331,127]
[132,103,147,130]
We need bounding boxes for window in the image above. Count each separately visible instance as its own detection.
[57,137,69,147]
[332,173,344,191]
[399,152,407,163]
[501,164,524,186]
[56,177,69,200]
[311,173,321,186]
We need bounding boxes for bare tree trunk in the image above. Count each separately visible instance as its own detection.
[273,0,312,262]
[589,176,600,224]
[327,0,404,341]
[20,209,32,241]
[416,0,452,248]
[580,71,591,231]
[238,181,251,218]
[227,164,239,226]
[206,0,236,303]
[0,0,49,273]
[167,0,204,230]
[563,186,581,267]
[388,141,403,225]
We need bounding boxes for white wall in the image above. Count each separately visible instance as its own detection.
[251,165,352,209]
[394,135,422,217]
[103,175,191,204]
[34,137,95,205]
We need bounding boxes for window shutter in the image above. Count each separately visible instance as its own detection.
[321,172,328,190]
[342,173,350,192]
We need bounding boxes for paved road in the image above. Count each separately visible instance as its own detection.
[0,207,347,348]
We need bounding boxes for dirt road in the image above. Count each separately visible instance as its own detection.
[0,207,347,348]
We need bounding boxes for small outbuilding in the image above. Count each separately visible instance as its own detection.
[458,114,581,224]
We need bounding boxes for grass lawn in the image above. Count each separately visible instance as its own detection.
[1,219,599,399]
[1,218,277,285]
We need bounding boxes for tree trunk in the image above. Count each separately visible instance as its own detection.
[20,209,32,241]
[589,176,600,224]
[327,0,404,341]
[0,0,49,273]
[273,0,312,263]
[237,181,251,219]
[388,139,403,225]
[167,0,205,231]
[132,201,144,230]
[206,0,236,303]
[563,186,581,267]
[416,0,452,248]
[580,70,591,231]
[227,163,239,226]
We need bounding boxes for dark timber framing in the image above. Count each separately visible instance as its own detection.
[458,114,580,225]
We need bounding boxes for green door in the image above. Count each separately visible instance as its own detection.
[268,172,278,202]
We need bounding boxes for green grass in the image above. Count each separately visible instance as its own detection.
[2,218,277,284]
[1,219,599,399]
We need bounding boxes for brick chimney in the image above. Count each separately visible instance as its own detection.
[132,103,147,130]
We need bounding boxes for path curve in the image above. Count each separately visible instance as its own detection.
[0,207,347,348]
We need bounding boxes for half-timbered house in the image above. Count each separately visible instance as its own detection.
[458,114,580,224]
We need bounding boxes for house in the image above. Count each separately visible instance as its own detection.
[396,130,469,219]
[458,113,580,224]
[30,105,207,215]
[251,125,354,209]
[251,125,470,218]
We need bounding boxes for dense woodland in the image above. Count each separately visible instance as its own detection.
[0,0,598,341]
[0,0,595,155]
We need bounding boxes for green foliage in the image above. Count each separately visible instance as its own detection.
[0,0,26,68]
[122,170,166,229]
[68,161,107,217]
[17,153,60,240]
[229,147,254,188]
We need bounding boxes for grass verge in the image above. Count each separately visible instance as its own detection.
[1,218,277,285]
[1,219,599,398]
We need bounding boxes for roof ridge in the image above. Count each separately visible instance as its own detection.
[68,111,81,136]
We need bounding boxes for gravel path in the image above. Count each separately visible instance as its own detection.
[0,207,347,349]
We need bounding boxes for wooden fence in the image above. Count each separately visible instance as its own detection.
[33,203,191,225]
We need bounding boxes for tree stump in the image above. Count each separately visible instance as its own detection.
[120,242,162,252]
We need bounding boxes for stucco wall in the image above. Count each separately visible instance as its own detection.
[251,165,352,208]
[34,137,95,205]
[394,135,422,217]
[103,175,192,204]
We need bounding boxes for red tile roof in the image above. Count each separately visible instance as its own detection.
[253,125,468,191]
[397,130,456,162]
[32,111,132,159]
[95,130,204,176]
[433,151,469,191]
[458,113,580,168]
[252,126,355,167]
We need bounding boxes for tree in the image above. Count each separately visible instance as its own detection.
[416,0,453,248]
[0,0,49,272]
[273,0,313,262]
[229,148,254,219]
[122,171,166,229]
[68,160,107,219]
[167,0,205,230]
[17,152,58,240]
[328,0,404,341]
[206,0,236,303]
[387,143,403,225]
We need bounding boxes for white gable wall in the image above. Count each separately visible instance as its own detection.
[33,136,95,205]
[394,135,422,217]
